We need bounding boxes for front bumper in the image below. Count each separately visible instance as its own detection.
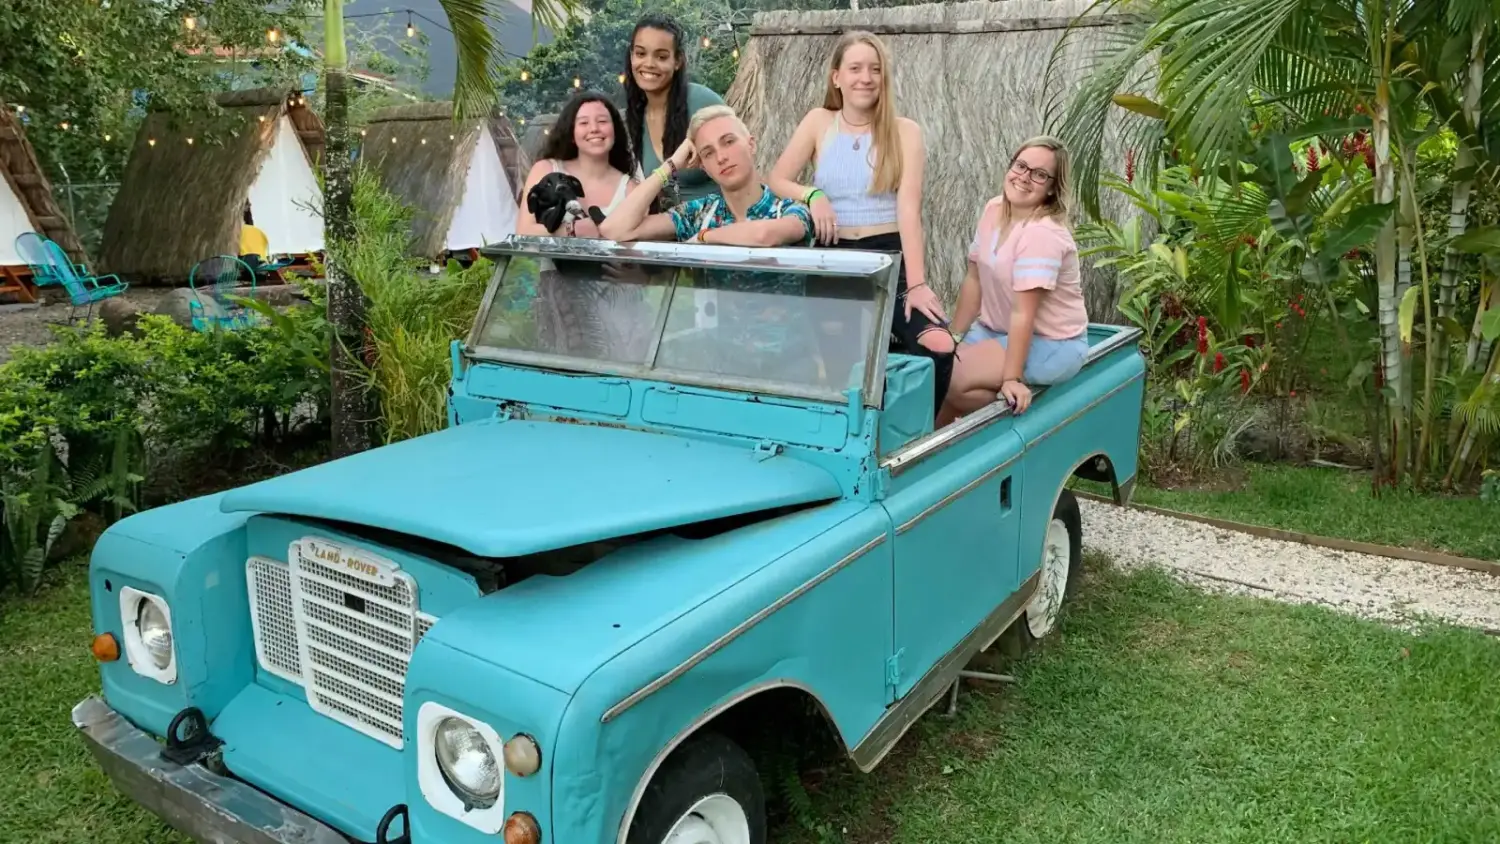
[72,695,349,844]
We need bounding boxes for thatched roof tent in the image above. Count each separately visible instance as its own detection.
[99,87,326,283]
[489,115,531,202]
[726,1,1145,321]
[0,103,87,268]
[358,102,520,258]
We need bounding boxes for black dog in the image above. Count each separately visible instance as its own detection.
[526,171,607,235]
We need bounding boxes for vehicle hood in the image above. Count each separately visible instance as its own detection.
[217,418,842,557]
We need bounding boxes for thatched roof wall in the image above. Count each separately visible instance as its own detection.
[726,1,1146,321]
[0,103,87,266]
[357,101,491,258]
[99,87,325,283]
[521,114,558,161]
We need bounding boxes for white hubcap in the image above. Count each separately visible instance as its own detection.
[1026,517,1071,639]
[661,794,751,844]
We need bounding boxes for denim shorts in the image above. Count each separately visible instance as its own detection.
[961,323,1089,385]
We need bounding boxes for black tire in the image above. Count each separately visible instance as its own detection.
[626,731,767,844]
[1018,487,1084,646]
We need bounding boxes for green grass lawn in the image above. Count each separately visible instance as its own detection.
[1108,463,1500,561]
[4,557,1499,843]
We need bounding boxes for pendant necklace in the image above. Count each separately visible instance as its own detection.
[841,110,872,150]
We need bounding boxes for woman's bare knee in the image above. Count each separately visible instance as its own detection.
[917,328,955,355]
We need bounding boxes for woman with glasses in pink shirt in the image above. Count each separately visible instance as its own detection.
[940,136,1089,423]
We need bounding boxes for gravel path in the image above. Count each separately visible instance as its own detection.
[0,288,175,364]
[1080,498,1500,635]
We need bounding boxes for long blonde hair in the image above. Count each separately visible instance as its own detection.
[999,135,1074,230]
[822,30,903,194]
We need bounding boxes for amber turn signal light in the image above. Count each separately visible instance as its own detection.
[92,633,120,662]
[503,811,541,844]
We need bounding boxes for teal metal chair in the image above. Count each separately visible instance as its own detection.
[14,233,128,322]
[188,255,259,331]
[14,232,79,287]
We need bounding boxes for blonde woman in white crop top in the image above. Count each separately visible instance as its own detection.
[767,29,954,414]
[517,91,637,238]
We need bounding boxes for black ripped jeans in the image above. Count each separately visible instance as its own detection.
[816,231,953,414]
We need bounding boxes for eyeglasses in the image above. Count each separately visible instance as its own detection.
[1009,159,1054,184]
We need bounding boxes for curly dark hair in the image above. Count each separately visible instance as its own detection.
[623,13,691,177]
[537,91,635,176]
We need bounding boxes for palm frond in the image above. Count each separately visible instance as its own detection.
[437,0,507,120]
[1041,0,1165,220]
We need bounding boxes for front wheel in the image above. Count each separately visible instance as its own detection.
[1021,488,1083,643]
[627,732,765,844]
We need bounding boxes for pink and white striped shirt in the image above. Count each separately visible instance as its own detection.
[966,200,1088,340]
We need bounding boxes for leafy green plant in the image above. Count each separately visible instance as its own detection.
[337,169,491,443]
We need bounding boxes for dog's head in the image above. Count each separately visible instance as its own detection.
[526,172,587,234]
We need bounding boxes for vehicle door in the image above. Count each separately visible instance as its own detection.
[880,420,1026,701]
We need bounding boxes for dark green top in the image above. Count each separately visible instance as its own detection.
[637,82,725,204]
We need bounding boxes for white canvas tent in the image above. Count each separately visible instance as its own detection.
[359,102,521,258]
[445,123,518,251]
[246,109,325,255]
[0,172,34,267]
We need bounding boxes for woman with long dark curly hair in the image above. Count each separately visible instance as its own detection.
[517,90,638,238]
[622,13,723,205]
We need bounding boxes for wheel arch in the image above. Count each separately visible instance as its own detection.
[614,679,846,844]
[1068,451,1133,505]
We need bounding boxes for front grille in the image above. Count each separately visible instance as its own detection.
[247,539,438,750]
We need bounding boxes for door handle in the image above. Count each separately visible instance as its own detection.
[999,476,1013,513]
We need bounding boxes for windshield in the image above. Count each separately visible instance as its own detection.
[468,240,895,404]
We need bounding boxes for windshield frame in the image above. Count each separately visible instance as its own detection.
[465,236,900,407]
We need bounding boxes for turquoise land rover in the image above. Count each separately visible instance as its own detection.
[73,236,1145,844]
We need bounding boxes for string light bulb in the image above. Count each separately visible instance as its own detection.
[103,133,111,141]
[390,136,396,143]
[148,138,157,146]
[266,27,280,44]
[519,70,530,82]
[186,137,194,145]
[420,138,427,144]
[406,14,415,38]
[702,36,711,48]
[15,105,24,115]
[59,121,70,130]
[732,48,739,59]
[360,129,367,136]
[573,77,581,89]
[184,15,196,31]
[617,73,626,85]
[449,133,455,140]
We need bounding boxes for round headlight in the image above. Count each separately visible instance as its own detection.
[136,599,173,670]
[434,717,500,809]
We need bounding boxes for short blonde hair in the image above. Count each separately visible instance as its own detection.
[688,104,750,146]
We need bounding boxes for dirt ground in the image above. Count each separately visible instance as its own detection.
[0,287,176,364]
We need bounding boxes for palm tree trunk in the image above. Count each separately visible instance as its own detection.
[1373,83,1405,479]
[1438,26,1486,369]
[323,0,373,458]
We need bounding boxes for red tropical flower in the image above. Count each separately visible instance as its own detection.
[1125,148,1136,182]
[1196,316,1209,354]
[1240,369,1252,393]
[1213,352,1226,373]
